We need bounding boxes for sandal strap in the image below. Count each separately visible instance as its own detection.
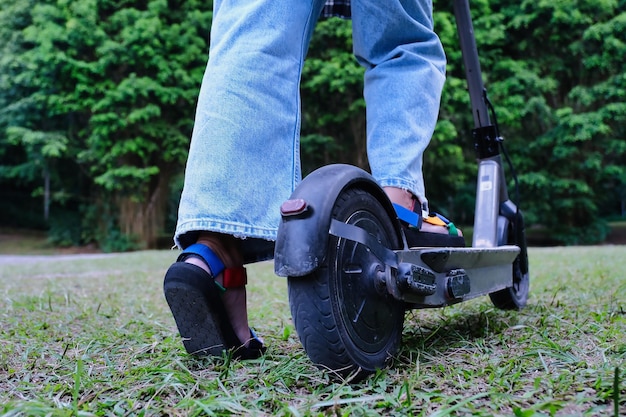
[178,243,225,277]
[423,214,447,227]
[179,243,247,288]
[232,328,266,360]
[394,203,460,237]
[223,266,247,288]
[393,203,422,229]
[424,213,460,236]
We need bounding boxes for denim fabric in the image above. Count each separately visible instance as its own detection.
[175,0,446,262]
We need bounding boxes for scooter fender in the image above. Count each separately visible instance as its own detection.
[274,164,401,277]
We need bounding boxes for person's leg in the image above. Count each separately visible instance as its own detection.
[351,0,461,238]
[169,0,327,354]
[351,0,446,210]
[176,0,326,246]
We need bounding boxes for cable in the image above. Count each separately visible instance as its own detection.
[483,89,521,215]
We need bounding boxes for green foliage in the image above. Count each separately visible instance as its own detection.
[449,0,626,243]
[0,0,212,248]
[533,1,621,242]
[97,226,139,253]
[47,209,83,247]
[2,127,68,184]
[301,17,366,174]
[1,0,625,246]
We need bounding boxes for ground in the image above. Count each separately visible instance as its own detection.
[1,222,625,255]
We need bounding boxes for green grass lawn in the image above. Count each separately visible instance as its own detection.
[0,246,624,416]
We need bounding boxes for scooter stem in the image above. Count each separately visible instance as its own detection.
[453,0,490,128]
[453,0,510,248]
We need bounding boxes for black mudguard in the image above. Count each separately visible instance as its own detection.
[274,164,402,277]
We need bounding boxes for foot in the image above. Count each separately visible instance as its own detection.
[383,187,463,236]
[184,233,258,348]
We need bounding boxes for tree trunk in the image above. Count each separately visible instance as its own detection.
[118,169,171,249]
[43,164,50,221]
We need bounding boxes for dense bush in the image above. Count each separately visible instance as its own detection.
[1,0,624,248]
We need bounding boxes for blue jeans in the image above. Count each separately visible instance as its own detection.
[175,0,446,262]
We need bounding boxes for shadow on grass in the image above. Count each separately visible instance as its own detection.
[397,304,519,364]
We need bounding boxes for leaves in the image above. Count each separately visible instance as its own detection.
[0,0,212,246]
[1,0,625,246]
[461,0,626,243]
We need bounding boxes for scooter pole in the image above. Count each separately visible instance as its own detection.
[453,0,510,249]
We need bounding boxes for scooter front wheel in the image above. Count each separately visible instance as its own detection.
[490,211,530,309]
[489,249,529,309]
[288,187,403,379]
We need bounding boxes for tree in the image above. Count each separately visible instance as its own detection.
[300,18,366,174]
[483,0,626,243]
[80,0,212,249]
[0,0,213,249]
[2,0,624,248]
[0,0,82,234]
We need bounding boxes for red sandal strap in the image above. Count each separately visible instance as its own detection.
[222,266,247,288]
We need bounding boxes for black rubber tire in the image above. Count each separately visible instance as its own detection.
[489,217,530,310]
[288,187,404,379]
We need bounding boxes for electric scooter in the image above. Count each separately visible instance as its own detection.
[274,0,530,379]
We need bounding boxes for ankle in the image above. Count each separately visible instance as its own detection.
[195,232,243,268]
[384,187,417,211]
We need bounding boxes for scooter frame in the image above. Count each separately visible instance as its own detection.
[274,0,530,377]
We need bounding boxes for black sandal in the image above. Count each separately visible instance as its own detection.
[163,243,265,360]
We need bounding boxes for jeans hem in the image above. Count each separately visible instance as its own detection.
[174,219,278,248]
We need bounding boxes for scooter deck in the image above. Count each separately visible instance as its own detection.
[329,219,521,307]
[408,245,520,272]
[394,245,520,306]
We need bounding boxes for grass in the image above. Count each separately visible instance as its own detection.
[0,245,624,416]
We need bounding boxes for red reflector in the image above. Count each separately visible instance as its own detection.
[280,199,308,216]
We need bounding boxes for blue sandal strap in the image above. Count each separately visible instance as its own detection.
[178,243,225,278]
[393,203,422,228]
